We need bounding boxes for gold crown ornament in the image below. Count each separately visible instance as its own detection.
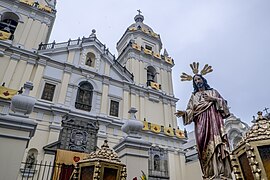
[180,62,213,81]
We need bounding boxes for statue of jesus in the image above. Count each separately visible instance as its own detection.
[175,63,232,179]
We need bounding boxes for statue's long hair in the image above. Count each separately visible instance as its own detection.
[193,74,212,93]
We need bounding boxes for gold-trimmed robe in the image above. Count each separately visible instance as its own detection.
[183,89,231,179]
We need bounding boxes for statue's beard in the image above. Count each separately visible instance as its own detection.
[197,82,204,88]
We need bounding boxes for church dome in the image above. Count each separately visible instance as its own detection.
[126,12,160,39]
[128,14,154,33]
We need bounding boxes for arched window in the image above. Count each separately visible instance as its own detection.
[75,82,93,111]
[0,12,19,40]
[85,52,95,67]
[154,155,160,171]
[146,66,156,86]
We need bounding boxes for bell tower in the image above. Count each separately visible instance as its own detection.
[0,0,56,50]
[116,11,175,96]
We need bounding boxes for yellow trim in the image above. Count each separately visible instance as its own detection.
[129,27,137,31]
[142,28,150,34]
[0,31,11,40]
[142,121,149,130]
[143,48,152,55]
[0,86,18,100]
[150,123,161,133]
[150,82,160,90]
[132,43,141,51]
[164,127,174,136]
[153,53,161,59]
[165,56,173,64]
[19,0,34,6]
[38,4,52,13]
[151,32,159,38]
[175,129,185,138]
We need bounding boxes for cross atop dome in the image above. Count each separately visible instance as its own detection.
[134,9,144,23]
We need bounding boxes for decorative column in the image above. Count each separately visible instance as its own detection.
[2,54,20,87]
[0,81,37,180]
[30,58,46,97]
[114,108,151,180]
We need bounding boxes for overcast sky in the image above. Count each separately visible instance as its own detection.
[50,0,270,130]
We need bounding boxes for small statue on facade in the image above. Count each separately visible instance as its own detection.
[25,153,35,169]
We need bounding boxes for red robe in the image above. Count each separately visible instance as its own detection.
[183,89,231,179]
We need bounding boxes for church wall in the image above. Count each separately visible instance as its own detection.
[0,4,187,179]
[18,17,34,48]
[100,84,109,114]
[160,69,169,96]
[9,60,27,89]
[178,152,188,179]
[185,160,203,179]
[104,61,110,76]
[50,52,68,63]
[162,102,170,126]
[109,69,123,81]
[30,63,45,97]
[67,49,76,63]
[44,66,63,81]
[19,60,35,88]
[123,90,130,119]
[0,0,56,50]
[28,127,50,155]
[144,100,163,124]
[0,55,10,83]
[140,61,146,85]
[33,22,47,49]
[24,19,42,50]
[13,15,28,46]
[0,137,27,180]
[168,70,174,95]
[1,56,20,87]
[168,151,181,180]
[58,72,71,104]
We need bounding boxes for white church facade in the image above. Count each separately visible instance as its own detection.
[0,1,248,180]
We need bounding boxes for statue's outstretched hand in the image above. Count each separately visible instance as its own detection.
[175,110,185,117]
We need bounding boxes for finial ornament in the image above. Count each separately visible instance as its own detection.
[137,9,142,15]
[180,62,213,81]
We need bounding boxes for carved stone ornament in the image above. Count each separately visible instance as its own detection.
[10,82,36,115]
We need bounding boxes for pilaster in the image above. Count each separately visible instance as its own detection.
[139,91,145,121]
[122,90,130,119]
[2,54,20,87]
[19,59,36,87]
[100,83,109,114]
[139,60,145,85]
[58,66,71,104]
[34,22,47,50]
[30,59,46,97]
[19,18,34,47]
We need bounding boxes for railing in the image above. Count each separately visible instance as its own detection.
[18,161,74,180]
[39,37,105,52]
